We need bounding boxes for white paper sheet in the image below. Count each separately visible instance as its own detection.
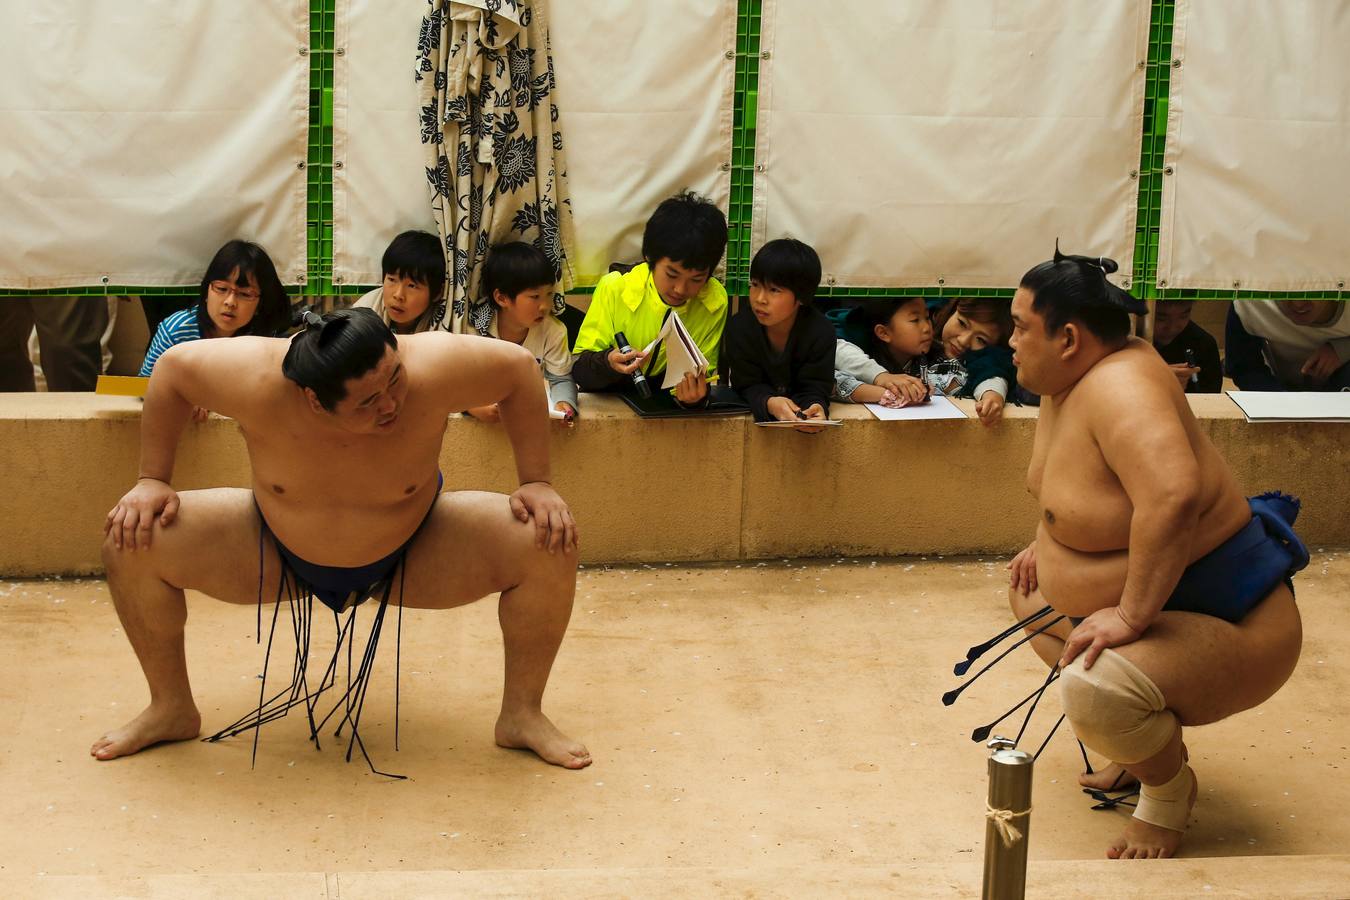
[864,396,968,421]
[1226,391,1350,423]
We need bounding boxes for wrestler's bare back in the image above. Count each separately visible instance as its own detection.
[156,331,527,566]
[1026,339,1251,617]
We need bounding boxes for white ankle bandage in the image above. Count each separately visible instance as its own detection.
[1134,763,1195,832]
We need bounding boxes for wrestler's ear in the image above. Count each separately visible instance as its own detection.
[1060,322,1080,361]
[302,387,327,415]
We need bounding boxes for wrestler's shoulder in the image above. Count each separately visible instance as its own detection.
[165,335,288,373]
[397,331,492,350]
[398,331,534,364]
[1079,339,1172,397]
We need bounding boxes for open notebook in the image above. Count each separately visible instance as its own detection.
[641,312,707,388]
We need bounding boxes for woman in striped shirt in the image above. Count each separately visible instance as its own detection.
[139,240,290,376]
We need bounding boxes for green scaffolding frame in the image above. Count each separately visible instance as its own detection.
[4,1,1341,305]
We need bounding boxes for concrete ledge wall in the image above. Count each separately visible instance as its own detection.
[1,393,1346,575]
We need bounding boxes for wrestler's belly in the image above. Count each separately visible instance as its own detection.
[1034,487,1258,619]
[1034,524,1129,619]
[253,481,441,568]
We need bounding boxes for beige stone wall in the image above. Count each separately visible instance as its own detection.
[0,392,1345,576]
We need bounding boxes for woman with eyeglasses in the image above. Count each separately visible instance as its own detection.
[138,240,290,377]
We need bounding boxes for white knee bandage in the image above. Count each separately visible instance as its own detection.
[1059,649,1177,766]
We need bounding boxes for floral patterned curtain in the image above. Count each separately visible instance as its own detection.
[415,0,575,334]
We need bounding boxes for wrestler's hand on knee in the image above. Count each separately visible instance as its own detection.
[1059,606,1143,670]
[509,481,579,554]
[1007,540,1037,595]
[104,478,180,551]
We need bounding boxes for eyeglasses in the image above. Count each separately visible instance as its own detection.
[209,281,261,302]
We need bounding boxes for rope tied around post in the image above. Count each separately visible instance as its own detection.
[985,803,1032,847]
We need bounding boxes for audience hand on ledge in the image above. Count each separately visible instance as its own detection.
[766,396,826,434]
[873,373,928,405]
[975,391,1005,426]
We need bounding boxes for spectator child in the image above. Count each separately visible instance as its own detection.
[464,242,578,424]
[1226,299,1350,391]
[930,297,1018,424]
[572,191,729,407]
[832,297,936,407]
[139,239,289,376]
[724,238,834,430]
[1152,299,1222,393]
[354,230,446,334]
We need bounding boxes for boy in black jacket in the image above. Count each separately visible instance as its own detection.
[1153,299,1222,393]
[725,239,834,431]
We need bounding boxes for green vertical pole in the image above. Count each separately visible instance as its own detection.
[727,1,763,300]
[1134,1,1176,300]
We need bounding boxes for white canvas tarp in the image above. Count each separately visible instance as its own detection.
[549,0,736,282]
[0,1,309,288]
[1157,0,1350,291]
[332,0,439,286]
[753,0,1150,289]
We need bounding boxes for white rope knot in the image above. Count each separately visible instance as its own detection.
[985,803,1031,847]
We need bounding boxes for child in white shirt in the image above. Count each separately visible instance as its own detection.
[465,242,578,424]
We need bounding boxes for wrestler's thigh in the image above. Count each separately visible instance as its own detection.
[396,490,571,610]
[135,488,284,605]
[1113,582,1302,726]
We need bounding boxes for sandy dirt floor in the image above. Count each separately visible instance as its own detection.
[1,552,1346,897]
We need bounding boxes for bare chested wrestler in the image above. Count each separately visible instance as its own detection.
[92,308,591,770]
[1002,249,1306,858]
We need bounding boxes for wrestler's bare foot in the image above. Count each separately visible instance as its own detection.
[90,702,201,760]
[495,709,592,769]
[1081,745,1188,793]
[1107,767,1198,860]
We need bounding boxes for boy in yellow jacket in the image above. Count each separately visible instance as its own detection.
[572,191,728,407]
